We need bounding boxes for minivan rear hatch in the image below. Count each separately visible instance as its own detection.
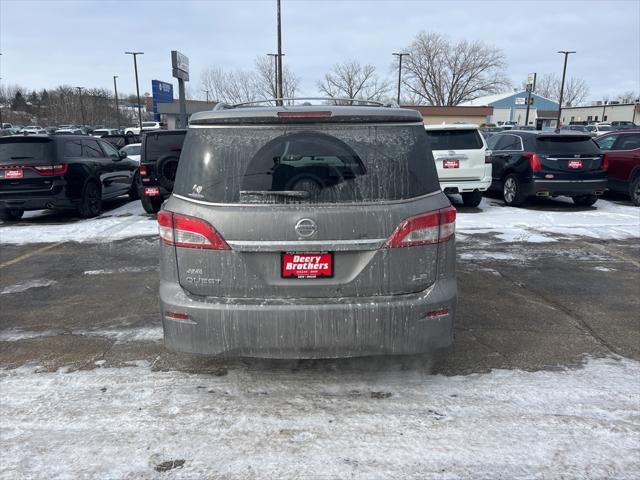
[166,113,449,299]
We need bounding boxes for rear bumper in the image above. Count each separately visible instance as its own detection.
[159,278,457,358]
[0,188,76,211]
[526,178,608,197]
[440,166,492,193]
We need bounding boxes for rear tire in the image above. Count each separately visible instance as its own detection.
[78,181,103,218]
[572,194,598,207]
[128,173,140,201]
[140,194,163,214]
[156,154,179,191]
[0,208,24,222]
[502,174,526,207]
[461,190,483,207]
[629,176,640,206]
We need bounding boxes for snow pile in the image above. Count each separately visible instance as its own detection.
[0,356,638,478]
[0,201,157,244]
[457,197,639,242]
[0,279,57,294]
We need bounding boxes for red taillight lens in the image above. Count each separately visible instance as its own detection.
[602,154,609,170]
[385,206,456,248]
[138,165,147,176]
[157,210,230,250]
[33,164,68,176]
[485,154,492,164]
[277,111,332,119]
[523,152,542,172]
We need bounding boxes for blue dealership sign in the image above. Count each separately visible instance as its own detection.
[152,80,174,120]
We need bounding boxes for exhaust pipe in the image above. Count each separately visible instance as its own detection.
[536,191,550,197]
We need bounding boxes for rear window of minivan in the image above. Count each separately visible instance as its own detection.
[174,125,439,204]
[425,129,483,150]
[536,136,600,155]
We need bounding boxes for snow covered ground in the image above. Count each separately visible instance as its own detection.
[0,196,638,245]
[1,356,638,479]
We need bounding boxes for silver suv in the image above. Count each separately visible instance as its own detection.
[158,103,457,358]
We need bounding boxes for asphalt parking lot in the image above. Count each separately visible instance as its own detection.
[1,195,639,478]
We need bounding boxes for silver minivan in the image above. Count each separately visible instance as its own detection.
[158,104,457,358]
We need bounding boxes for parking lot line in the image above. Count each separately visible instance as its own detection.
[0,242,65,270]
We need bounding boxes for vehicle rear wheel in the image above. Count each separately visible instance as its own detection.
[502,174,526,207]
[461,190,483,207]
[156,154,179,191]
[0,208,24,222]
[78,181,103,218]
[571,194,598,207]
[629,176,640,206]
[126,131,134,137]
[128,173,140,201]
[140,194,163,214]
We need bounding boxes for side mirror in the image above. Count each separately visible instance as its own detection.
[118,150,127,160]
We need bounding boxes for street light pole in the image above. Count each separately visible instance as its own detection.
[203,90,209,103]
[267,53,278,99]
[392,52,410,105]
[276,0,283,105]
[556,50,575,130]
[125,51,144,130]
[76,86,86,126]
[113,75,121,130]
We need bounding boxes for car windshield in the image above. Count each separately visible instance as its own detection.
[425,129,483,150]
[124,145,140,155]
[598,126,613,131]
[142,122,157,127]
[174,124,438,204]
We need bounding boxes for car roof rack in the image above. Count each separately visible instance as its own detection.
[214,97,396,110]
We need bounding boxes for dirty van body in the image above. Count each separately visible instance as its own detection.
[158,104,457,358]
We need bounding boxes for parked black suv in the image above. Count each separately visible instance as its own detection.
[486,131,607,206]
[0,135,137,220]
[137,129,186,213]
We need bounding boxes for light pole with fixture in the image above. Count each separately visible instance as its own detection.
[125,51,144,129]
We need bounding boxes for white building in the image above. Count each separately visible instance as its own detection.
[460,91,559,127]
[559,102,640,125]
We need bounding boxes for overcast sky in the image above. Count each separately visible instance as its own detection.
[1,0,638,103]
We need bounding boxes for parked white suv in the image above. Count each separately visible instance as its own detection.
[425,123,491,207]
[124,121,166,136]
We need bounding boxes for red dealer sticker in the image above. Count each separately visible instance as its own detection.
[4,168,24,179]
[281,252,333,279]
[443,159,459,169]
[568,160,583,169]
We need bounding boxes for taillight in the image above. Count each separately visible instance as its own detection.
[157,210,230,250]
[33,164,68,176]
[602,153,609,170]
[138,165,147,176]
[522,152,542,172]
[385,206,456,248]
[485,154,492,164]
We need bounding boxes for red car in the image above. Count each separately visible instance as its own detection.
[596,129,640,206]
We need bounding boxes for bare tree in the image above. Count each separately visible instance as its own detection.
[254,56,299,102]
[317,60,391,104]
[615,91,638,103]
[534,73,589,106]
[200,66,259,105]
[401,32,509,106]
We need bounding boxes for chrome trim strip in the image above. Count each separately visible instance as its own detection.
[172,189,442,207]
[227,238,387,252]
[546,157,600,161]
[188,122,425,129]
[534,179,606,183]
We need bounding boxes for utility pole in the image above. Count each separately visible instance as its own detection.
[524,72,536,127]
[76,86,86,126]
[203,90,209,103]
[276,0,283,105]
[0,53,3,127]
[125,51,144,130]
[556,50,575,130]
[113,75,121,129]
[267,53,278,99]
[601,100,607,123]
[392,52,410,105]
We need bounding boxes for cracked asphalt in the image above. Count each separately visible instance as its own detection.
[1,230,638,375]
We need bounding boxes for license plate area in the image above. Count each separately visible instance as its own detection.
[2,168,24,179]
[281,251,333,279]
[443,159,460,169]
[568,160,583,169]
